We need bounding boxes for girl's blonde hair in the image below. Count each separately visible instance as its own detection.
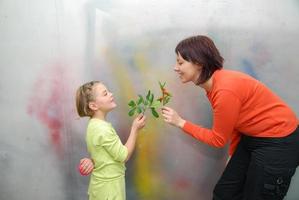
[76,81,101,117]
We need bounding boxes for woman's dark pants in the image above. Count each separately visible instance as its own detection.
[213,127,299,200]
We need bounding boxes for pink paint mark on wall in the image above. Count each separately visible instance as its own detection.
[174,178,191,190]
[27,63,70,159]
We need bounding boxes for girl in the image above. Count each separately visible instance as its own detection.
[161,35,299,200]
[76,81,146,200]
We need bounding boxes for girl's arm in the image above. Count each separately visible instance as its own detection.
[124,114,146,162]
[91,115,146,163]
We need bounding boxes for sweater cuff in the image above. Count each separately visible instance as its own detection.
[182,121,195,135]
[182,120,188,131]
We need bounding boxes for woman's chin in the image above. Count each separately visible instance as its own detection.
[180,78,188,83]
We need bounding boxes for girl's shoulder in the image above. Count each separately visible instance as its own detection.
[88,118,113,133]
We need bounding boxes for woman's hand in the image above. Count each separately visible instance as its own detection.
[78,158,94,176]
[161,106,186,128]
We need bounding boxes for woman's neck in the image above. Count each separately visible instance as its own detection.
[199,75,213,92]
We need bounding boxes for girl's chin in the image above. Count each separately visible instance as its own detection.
[111,103,117,108]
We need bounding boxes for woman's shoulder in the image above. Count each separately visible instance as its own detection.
[216,69,258,87]
[217,69,252,78]
[211,69,260,98]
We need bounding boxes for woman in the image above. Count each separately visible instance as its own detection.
[161,35,299,199]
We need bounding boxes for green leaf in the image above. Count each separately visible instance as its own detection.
[159,81,163,89]
[159,81,166,89]
[128,100,136,107]
[146,90,151,101]
[138,94,144,101]
[144,100,148,106]
[151,107,159,118]
[137,95,143,105]
[128,107,136,116]
[150,100,161,108]
[164,96,171,105]
[136,107,142,114]
[149,93,154,104]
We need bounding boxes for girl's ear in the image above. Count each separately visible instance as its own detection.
[88,102,98,111]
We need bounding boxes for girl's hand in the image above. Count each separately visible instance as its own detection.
[132,114,146,131]
[78,158,94,176]
[161,106,185,128]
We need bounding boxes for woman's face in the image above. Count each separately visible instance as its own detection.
[174,53,201,84]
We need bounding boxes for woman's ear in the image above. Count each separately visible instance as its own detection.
[195,62,203,67]
[195,62,203,71]
[88,102,98,111]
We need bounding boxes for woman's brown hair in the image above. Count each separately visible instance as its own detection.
[76,81,101,117]
[175,35,224,84]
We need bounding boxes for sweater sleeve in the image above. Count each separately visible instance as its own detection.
[182,90,241,148]
[93,125,128,163]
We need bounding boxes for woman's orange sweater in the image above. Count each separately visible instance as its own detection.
[183,69,298,155]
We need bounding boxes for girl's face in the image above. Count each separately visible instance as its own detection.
[174,53,201,84]
[90,83,117,113]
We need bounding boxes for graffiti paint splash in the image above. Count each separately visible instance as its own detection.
[27,64,69,159]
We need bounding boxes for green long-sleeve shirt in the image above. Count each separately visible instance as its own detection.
[86,118,128,199]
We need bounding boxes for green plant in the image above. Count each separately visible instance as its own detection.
[128,90,160,118]
[157,81,172,106]
[128,82,172,118]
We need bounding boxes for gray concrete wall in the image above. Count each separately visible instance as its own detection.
[1,0,298,199]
